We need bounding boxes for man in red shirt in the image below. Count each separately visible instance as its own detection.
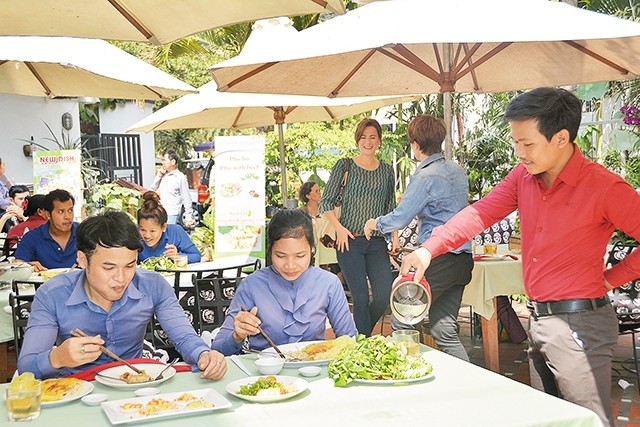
[402,87,640,427]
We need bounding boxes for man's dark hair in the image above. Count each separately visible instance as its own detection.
[504,87,582,142]
[407,115,446,156]
[76,209,142,260]
[9,185,29,199]
[266,208,314,266]
[163,149,179,164]
[43,189,75,213]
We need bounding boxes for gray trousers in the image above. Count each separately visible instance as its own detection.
[392,252,473,361]
[528,304,618,427]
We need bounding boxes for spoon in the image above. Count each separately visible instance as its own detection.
[154,358,180,381]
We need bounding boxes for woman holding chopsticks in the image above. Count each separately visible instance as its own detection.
[212,209,357,356]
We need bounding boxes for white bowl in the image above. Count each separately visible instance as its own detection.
[81,393,108,406]
[254,357,285,375]
[134,387,160,397]
[298,366,322,377]
[0,264,33,282]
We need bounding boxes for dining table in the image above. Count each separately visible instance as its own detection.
[0,346,601,426]
[462,245,525,373]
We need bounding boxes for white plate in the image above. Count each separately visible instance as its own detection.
[42,380,94,406]
[258,341,332,367]
[101,388,231,425]
[94,364,177,389]
[225,375,308,403]
[475,255,515,262]
[352,372,435,385]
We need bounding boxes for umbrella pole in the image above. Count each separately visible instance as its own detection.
[444,92,453,160]
[277,122,288,206]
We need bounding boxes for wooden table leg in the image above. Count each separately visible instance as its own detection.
[0,342,8,383]
[481,298,500,372]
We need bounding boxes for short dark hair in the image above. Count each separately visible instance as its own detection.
[298,181,317,204]
[354,118,382,144]
[137,191,168,225]
[43,189,75,213]
[163,149,179,164]
[76,209,142,260]
[23,194,45,217]
[266,208,314,266]
[9,185,29,199]
[504,87,582,142]
[407,115,446,156]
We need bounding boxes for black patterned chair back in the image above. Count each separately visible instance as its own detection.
[606,240,640,330]
[9,292,34,357]
[473,218,516,245]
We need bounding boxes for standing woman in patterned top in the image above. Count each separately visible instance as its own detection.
[320,118,399,336]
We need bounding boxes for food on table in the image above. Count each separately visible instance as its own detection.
[120,371,153,384]
[237,376,298,397]
[39,268,67,281]
[138,256,176,271]
[118,394,212,416]
[41,377,83,402]
[284,335,355,361]
[328,334,433,386]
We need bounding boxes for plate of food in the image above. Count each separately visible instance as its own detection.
[258,336,355,367]
[352,372,435,385]
[101,388,231,425]
[94,364,177,389]
[219,182,242,198]
[225,375,308,403]
[39,268,69,280]
[41,378,94,406]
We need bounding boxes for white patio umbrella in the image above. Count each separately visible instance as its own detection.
[0,0,346,45]
[127,80,419,204]
[0,36,196,99]
[210,0,640,158]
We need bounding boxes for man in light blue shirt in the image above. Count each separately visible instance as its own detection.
[364,115,473,361]
[18,210,227,380]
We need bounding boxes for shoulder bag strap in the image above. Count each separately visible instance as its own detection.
[334,158,351,208]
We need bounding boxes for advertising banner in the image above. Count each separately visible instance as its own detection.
[213,136,266,262]
[33,149,82,220]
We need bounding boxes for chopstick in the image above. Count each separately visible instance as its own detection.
[240,306,286,359]
[70,328,143,374]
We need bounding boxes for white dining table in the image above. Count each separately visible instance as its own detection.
[0,347,601,426]
[462,245,525,373]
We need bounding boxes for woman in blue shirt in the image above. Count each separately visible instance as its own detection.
[137,191,201,264]
[212,208,357,356]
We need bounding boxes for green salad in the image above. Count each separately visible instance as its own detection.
[138,256,176,271]
[238,376,284,396]
[327,334,433,387]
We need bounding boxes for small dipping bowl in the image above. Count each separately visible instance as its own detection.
[298,366,322,377]
[254,357,285,375]
[135,387,160,397]
[81,393,108,406]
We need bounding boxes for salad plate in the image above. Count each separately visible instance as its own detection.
[225,375,308,403]
[352,372,435,385]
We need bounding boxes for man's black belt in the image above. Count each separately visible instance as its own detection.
[527,296,610,317]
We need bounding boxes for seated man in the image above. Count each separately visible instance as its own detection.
[2,184,29,232]
[17,209,227,380]
[14,189,78,271]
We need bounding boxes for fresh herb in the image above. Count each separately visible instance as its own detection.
[139,256,176,271]
[238,376,283,396]
[327,335,433,387]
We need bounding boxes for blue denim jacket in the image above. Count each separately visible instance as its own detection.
[376,153,472,253]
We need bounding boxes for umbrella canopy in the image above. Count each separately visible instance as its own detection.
[126,80,419,203]
[0,0,346,45]
[0,36,196,99]
[210,0,640,157]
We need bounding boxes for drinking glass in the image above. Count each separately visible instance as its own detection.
[483,242,498,256]
[392,329,420,356]
[172,255,188,269]
[6,378,41,421]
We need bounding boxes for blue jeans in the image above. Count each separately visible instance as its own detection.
[392,252,473,361]
[337,236,393,336]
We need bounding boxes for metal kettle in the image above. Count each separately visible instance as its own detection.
[389,273,432,325]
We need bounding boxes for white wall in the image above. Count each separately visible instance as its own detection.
[99,101,156,188]
[0,94,80,185]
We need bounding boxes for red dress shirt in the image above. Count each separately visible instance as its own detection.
[423,147,640,302]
